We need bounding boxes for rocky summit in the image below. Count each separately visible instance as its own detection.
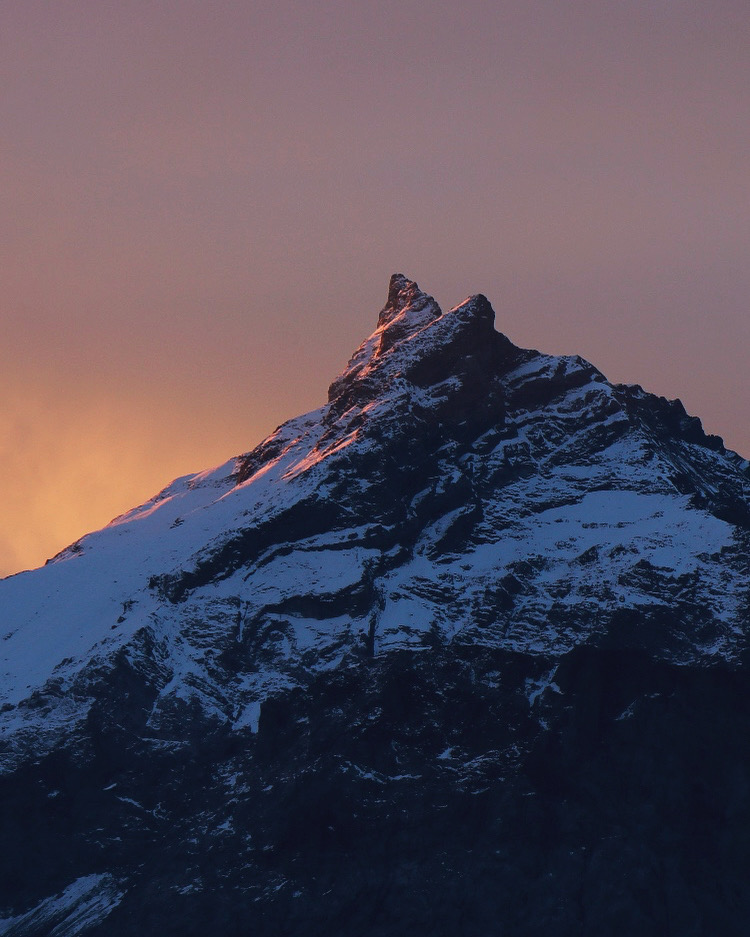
[2,275,750,936]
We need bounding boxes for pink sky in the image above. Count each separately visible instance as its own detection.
[2,0,750,576]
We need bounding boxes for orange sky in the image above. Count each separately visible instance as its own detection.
[2,0,750,577]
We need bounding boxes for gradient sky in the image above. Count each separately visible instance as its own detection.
[2,0,749,577]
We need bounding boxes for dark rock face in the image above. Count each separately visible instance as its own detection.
[2,276,750,935]
[5,647,750,936]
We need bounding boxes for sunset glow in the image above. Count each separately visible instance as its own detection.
[3,0,750,577]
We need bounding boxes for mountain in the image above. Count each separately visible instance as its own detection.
[2,274,750,936]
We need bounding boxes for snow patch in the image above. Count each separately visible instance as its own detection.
[0,874,125,937]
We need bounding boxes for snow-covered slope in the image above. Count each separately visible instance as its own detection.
[2,275,750,935]
[2,275,747,718]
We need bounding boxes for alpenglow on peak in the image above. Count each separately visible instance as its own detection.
[326,274,519,419]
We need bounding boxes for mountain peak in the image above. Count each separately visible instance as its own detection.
[375,274,442,352]
[327,275,516,419]
[377,273,438,329]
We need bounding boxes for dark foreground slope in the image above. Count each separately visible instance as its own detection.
[2,276,750,936]
[4,647,750,936]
